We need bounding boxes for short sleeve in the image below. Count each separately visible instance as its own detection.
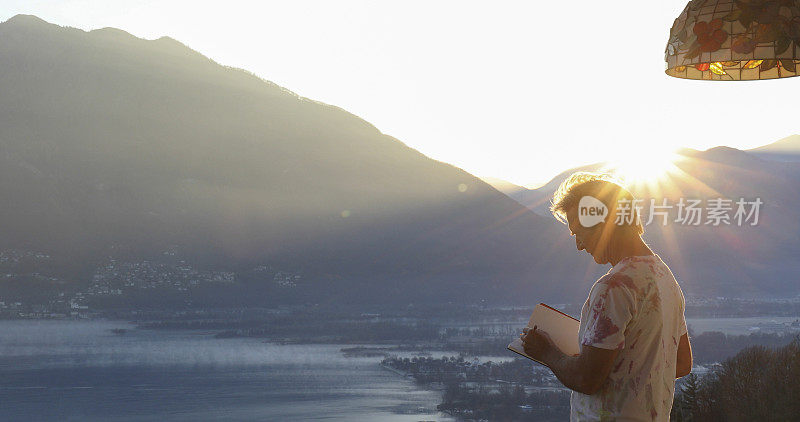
[678,287,688,336]
[678,315,688,337]
[581,274,635,350]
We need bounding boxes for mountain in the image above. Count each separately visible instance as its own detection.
[0,15,586,305]
[1,15,797,308]
[480,177,530,196]
[510,162,605,216]
[748,134,800,162]
[512,143,800,299]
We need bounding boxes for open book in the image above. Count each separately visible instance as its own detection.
[507,303,580,366]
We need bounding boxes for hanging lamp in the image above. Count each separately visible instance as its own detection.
[665,0,800,80]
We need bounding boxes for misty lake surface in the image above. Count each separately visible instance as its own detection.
[0,320,454,421]
[685,316,800,335]
[444,315,800,336]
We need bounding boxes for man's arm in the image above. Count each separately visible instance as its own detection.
[675,333,692,378]
[522,328,618,395]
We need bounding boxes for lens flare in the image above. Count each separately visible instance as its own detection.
[602,150,681,186]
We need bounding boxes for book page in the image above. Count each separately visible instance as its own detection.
[507,303,580,365]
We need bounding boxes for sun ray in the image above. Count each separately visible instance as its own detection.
[600,149,683,189]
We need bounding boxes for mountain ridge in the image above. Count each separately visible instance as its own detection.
[747,134,800,162]
[1,15,798,307]
[749,134,800,152]
[0,14,569,305]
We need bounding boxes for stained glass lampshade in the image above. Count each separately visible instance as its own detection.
[665,0,800,80]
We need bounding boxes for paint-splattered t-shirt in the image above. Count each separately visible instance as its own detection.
[570,254,688,422]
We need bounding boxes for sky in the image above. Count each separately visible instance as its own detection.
[1,0,798,187]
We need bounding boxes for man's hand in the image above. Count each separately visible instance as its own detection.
[521,326,619,395]
[520,326,558,365]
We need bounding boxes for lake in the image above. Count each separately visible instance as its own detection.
[686,316,800,335]
[0,320,454,421]
[442,315,800,336]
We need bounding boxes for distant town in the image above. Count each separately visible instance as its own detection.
[0,248,301,319]
[3,246,800,322]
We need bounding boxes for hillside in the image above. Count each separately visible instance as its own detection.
[1,15,797,307]
[748,134,800,162]
[0,15,570,305]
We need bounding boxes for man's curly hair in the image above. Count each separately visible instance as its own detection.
[550,172,643,235]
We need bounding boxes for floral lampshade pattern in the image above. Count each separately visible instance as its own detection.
[665,0,800,80]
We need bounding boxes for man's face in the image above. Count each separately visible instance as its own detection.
[566,207,606,264]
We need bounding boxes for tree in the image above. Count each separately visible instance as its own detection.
[671,338,800,422]
[672,372,701,421]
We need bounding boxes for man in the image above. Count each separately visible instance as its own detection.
[521,172,692,421]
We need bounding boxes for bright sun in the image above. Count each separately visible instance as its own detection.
[602,150,681,186]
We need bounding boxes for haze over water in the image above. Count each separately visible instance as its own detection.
[0,320,453,421]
